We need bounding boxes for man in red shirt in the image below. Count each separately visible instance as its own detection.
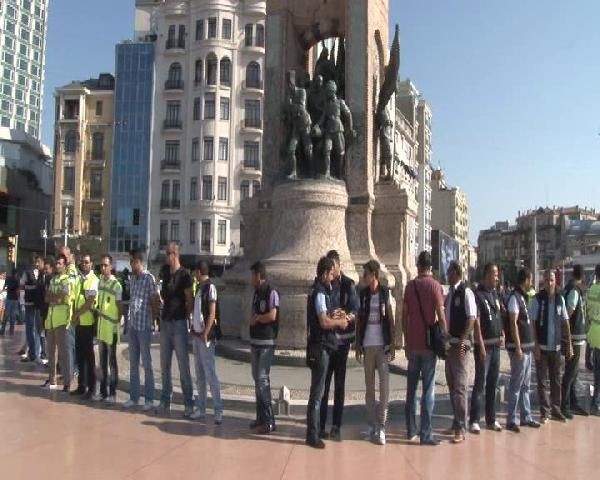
[402,251,447,446]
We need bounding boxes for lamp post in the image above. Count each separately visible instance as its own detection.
[40,219,48,257]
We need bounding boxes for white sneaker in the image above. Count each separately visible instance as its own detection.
[106,396,117,404]
[123,399,138,409]
[376,428,386,446]
[34,358,45,366]
[143,401,156,412]
[49,383,61,390]
[365,425,376,441]
[408,434,419,443]
[469,422,481,434]
[92,394,105,402]
[214,412,223,425]
[190,408,205,420]
[183,406,194,418]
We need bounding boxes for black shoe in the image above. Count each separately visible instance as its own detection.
[70,388,85,396]
[253,424,275,435]
[330,426,341,441]
[506,423,520,433]
[523,420,541,428]
[249,420,263,430]
[572,405,589,416]
[562,410,574,420]
[81,391,93,401]
[420,437,441,446]
[17,348,26,355]
[305,438,326,449]
[551,412,567,423]
[319,429,330,439]
[62,385,70,393]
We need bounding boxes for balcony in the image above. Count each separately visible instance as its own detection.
[165,79,184,91]
[165,38,185,50]
[242,80,263,91]
[161,159,181,171]
[241,118,262,132]
[242,161,261,175]
[160,199,181,210]
[163,119,183,130]
[84,191,104,206]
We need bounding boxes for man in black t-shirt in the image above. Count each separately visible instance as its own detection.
[158,242,195,417]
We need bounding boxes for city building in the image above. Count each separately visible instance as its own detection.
[52,74,115,255]
[109,41,155,264]
[430,168,470,274]
[148,0,265,267]
[0,126,52,269]
[0,0,49,139]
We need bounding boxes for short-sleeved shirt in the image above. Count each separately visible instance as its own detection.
[315,291,328,316]
[130,271,158,331]
[82,272,99,299]
[363,292,384,347]
[161,267,193,321]
[445,282,477,330]
[404,275,444,352]
[529,293,568,350]
[268,289,280,310]
[567,288,585,325]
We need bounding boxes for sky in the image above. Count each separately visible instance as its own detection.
[41,0,600,244]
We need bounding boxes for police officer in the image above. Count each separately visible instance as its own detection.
[562,264,589,417]
[319,250,358,441]
[586,264,600,416]
[20,254,42,363]
[469,263,504,434]
[306,257,349,449]
[71,254,99,400]
[95,254,123,403]
[249,261,280,435]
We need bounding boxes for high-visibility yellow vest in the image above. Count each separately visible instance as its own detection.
[67,263,81,315]
[97,276,122,344]
[45,273,72,330]
[586,284,600,349]
[75,272,99,327]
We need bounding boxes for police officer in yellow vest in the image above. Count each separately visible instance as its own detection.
[71,254,99,400]
[41,254,72,391]
[586,264,600,416]
[94,254,123,403]
[58,244,80,379]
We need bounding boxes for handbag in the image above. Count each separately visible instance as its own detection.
[413,281,448,359]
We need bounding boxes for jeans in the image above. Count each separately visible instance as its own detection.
[320,343,350,431]
[1,299,19,335]
[159,319,194,408]
[364,346,390,429]
[99,334,118,397]
[67,324,77,376]
[536,350,562,418]
[251,345,276,427]
[24,306,40,360]
[507,351,533,425]
[192,336,223,415]
[75,325,96,393]
[122,303,129,334]
[405,350,437,441]
[562,343,583,412]
[469,344,500,425]
[129,328,155,403]
[36,311,47,358]
[306,344,331,442]
[592,348,600,410]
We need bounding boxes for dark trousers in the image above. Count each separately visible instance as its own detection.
[75,325,96,393]
[320,343,350,431]
[469,344,500,425]
[251,346,275,426]
[536,350,562,417]
[306,344,331,442]
[561,343,582,412]
[99,334,118,397]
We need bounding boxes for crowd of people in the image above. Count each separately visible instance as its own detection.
[1,244,599,451]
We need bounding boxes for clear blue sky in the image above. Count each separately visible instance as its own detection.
[42,0,600,244]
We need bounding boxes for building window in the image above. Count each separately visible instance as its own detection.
[194,59,202,84]
[91,132,104,159]
[201,220,211,251]
[245,24,253,46]
[190,220,197,244]
[95,101,103,116]
[165,141,180,162]
[252,180,261,196]
[172,181,181,209]
[222,19,232,40]
[246,61,261,88]
[206,55,217,85]
[203,137,214,160]
[190,177,198,201]
[243,141,260,169]
[193,97,201,120]
[217,220,227,245]
[171,221,180,242]
[178,25,186,46]
[208,17,217,38]
[195,19,204,41]
[202,176,213,200]
[161,181,170,207]
[191,138,200,162]
[218,177,227,201]
[133,208,140,226]
[89,212,102,236]
[220,57,231,86]
[90,170,103,198]
[63,166,74,193]
[218,138,228,161]
[256,25,265,47]
[64,130,78,153]
[220,97,230,120]
[166,101,181,123]
[167,62,182,84]
[240,181,250,200]
[204,93,215,119]
[160,221,168,246]
[244,100,261,128]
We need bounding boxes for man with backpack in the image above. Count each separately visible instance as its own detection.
[190,260,223,424]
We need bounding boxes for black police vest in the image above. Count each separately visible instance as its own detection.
[564,282,586,343]
[23,270,38,306]
[449,283,469,339]
[534,290,564,350]
[474,286,503,345]
[333,274,357,345]
[505,288,534,352]
[249,283,279,346]
[357,286,393,353]
[307,280,338,350]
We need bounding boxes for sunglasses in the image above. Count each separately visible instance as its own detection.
[101,264,111,268]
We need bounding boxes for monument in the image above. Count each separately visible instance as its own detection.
[221,0,414,348]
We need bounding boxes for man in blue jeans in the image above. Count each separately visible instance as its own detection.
[21,254,43,363]
[402,251,447,446]
[158,242,194,417]
[123,250,160,411]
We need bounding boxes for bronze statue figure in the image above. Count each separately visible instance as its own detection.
[286,88,313,179]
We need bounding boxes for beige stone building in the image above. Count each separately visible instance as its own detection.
[52,74,115,252]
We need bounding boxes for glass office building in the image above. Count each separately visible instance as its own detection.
[109,42,155,254]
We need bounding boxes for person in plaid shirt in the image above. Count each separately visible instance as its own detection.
[123,250,160,411]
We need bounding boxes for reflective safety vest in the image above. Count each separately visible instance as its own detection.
[97,276,122,344]
[67,263,81,315]
[75,272,99,327]
[45,273,72,330]
[586,284,600,349]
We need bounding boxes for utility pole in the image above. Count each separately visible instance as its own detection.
[532,215,539,289]
[64,207,69,247]
[14,234,19,268]
[41,219,48,257]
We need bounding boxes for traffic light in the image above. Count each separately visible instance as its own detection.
[7,235,16,264]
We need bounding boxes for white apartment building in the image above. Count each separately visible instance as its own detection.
[0,0,48,139]
[147,0,265,265]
